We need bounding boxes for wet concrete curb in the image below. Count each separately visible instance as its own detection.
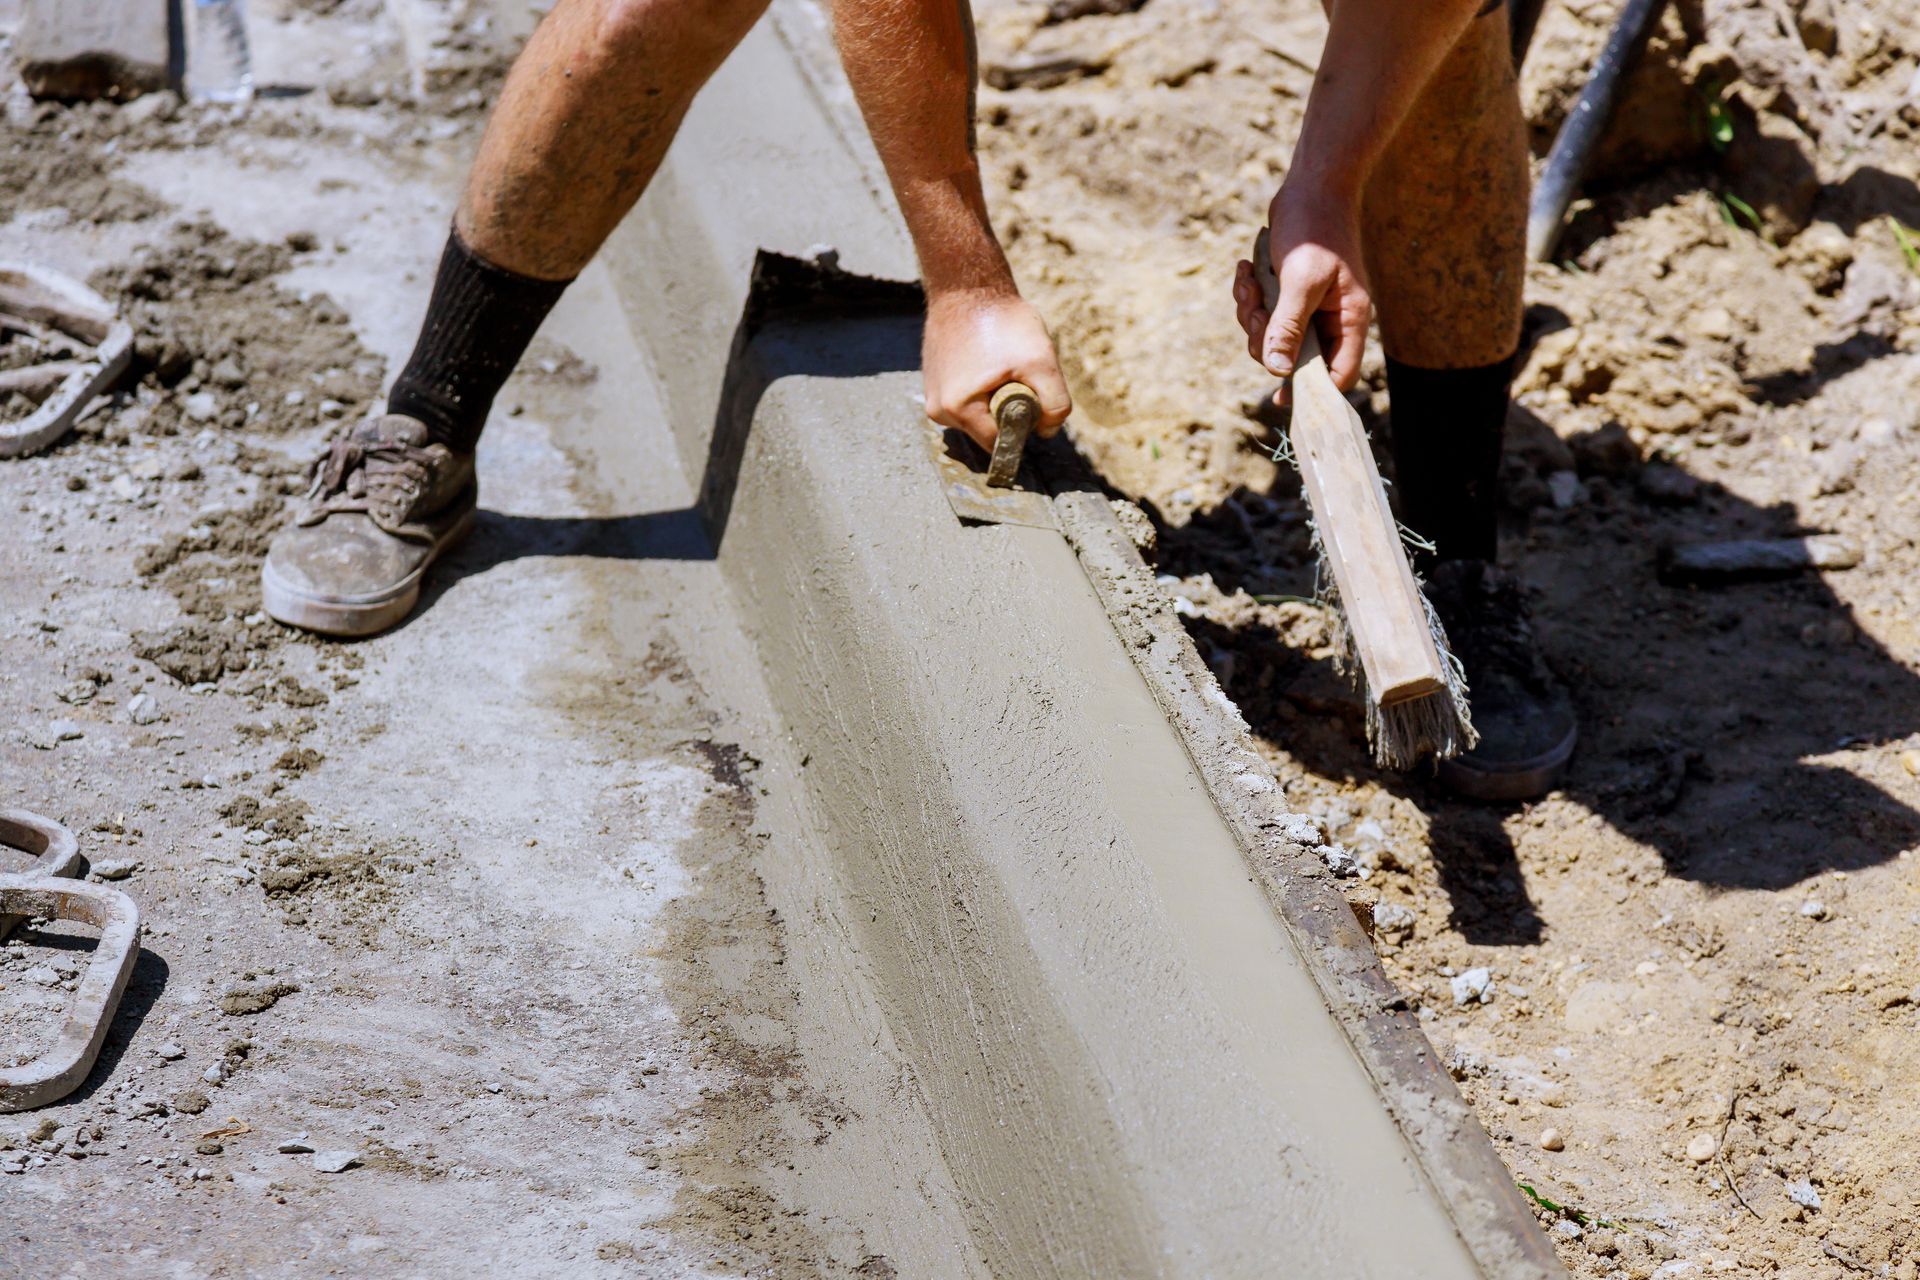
[592,5,1565,1275]
[1056,492,1565,1279]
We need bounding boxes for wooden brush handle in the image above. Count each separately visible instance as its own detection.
[987,381,1038,488]
[1252,229,1447,706]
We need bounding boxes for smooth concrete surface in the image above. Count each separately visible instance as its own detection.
[580,3,1564,1276]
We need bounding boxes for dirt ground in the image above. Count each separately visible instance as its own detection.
[0,4,936,1275]
[977,0,1920,1275]
[8,0,1920,1275]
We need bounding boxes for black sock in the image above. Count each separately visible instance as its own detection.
[386,230,572,454]
[1384,351,1517,566]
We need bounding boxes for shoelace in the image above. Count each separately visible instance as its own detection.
[305,431,434,520]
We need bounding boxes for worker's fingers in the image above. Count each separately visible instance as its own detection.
[1018,361,1074,438]
[1318,286,1372,392]
[1232,261,1266,356]
[935,398,999,454]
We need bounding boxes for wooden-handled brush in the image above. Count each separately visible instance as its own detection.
[1251,228,1475,768]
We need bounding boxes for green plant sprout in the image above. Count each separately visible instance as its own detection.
[1891,216,1920,276]
[1698,80,1736,154]
[1517,1181,1620,1230]
[1717,191,1764,238]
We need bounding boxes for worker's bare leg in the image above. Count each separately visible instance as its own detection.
[1361,0,1527,373]
[262,0,768,639]
[460,0,771,280]
[1360,2,1573,799]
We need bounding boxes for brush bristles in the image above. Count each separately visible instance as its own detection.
[1307,519,1479,770]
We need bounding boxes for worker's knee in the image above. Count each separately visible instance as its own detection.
[591,0,768,62]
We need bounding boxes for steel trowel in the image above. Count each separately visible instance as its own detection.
[927,381,1059,531]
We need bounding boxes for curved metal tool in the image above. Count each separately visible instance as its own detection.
[926,379,1058,531]
[0,262,134,459]
[0,807,82,942]
[0,875,143,1112]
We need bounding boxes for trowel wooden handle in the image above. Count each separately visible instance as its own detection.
[987,382,1038,488]
[1251,229,1447,706]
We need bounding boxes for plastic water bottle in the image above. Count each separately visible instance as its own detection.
[189,0,255,105]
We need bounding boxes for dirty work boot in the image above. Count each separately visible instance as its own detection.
[261,414,476,637]
[1427,560,1577,802]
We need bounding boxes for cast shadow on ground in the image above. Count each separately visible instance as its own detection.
[1152,414,1920,946]
[10,927,169,1106]
[417,250,924,621]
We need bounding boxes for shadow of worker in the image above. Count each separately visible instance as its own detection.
[1163,403,1920,946]
[417,250,925,617]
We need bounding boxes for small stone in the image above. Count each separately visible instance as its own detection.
[202,1064,225,1084]
[1799,899,1829,920]
[1548,1217,1583,1239]
[312,1150,360,1174]
[54,679,97,705]
[1688,307,1736,340]
[1686,1132,1719,1164]
[90,860,137,881]
[1372,902,1417,940]
[1901,749,1920,777]
[244,829,272,846]
[120,91,179,127]
[172,1090,210,1115]
[108,473,143,501]
[155,1042,186,1061]
[25,965,60,986]
[1539,1127,1566,1152]
[1858,417,1899,447]
[183,392,219,422]
[1323,844,1362,877]
[1636,463,1700,506]
[38,718,86,747]
[127,692,161,725]
[1547,470,1585,509]
[277,1139,314,1154]
[195,1140,223,1156]
[1450,967,1495,1007]
[1785,1178,1821,1211]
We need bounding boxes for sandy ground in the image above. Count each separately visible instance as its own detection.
[9,0,1920,1275]
[0,4,931,1275]
[977,0,1920,1275]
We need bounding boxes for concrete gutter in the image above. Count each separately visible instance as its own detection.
[594,4,1566,1275]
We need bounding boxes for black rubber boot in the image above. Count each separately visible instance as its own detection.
[1426,560,1577,801]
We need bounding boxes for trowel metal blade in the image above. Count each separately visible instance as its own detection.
[926,424,1059,531]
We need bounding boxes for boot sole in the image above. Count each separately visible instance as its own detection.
[1435,719,1578,804]
[262,508,476,639]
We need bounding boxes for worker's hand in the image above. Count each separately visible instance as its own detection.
[1233,187,1372,405]
[923,287,1072,452]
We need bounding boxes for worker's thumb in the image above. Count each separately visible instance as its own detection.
[1262,272,1316,380]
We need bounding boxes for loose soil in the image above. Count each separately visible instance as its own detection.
[8,0,1920,1273]
[980,0,1920,1275]
[0,3,892,1274]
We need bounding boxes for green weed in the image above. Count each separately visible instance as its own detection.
[1717,191,1765,238]
[1891,216,1920,276]
[1698,81,1736,153]
[1517,1181,1619,1230]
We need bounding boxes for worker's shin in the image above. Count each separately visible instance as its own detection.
[1384,351,1517,567]
[385,230,572,454]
